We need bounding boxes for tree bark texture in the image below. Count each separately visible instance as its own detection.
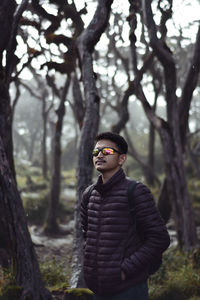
[159,128,197,249]
[142,0,198,249]
[0,0,17,179]
[187,138,200,179]
[0,137,52,300]
[0,0,17,269]
[70,0,114,288]
[147,67,162,186]
[157,178,172,223]
[42,99,48,179]
[72,71,85,130]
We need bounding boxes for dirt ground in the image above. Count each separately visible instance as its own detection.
[30,220,74,278]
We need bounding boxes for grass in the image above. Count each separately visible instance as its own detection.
[149,248,200,300]
[15,163,76,225]
[0,269,22,300]
[20,246,200,299]
[40,258,69,290]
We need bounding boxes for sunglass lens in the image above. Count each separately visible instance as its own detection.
[92,149,99,156]
[102,148,114,155]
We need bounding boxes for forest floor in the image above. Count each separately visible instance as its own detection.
[30,220,74,299]
[30,218,179,300]
[30,220,74,265]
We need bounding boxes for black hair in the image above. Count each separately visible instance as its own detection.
[95,132,128,154]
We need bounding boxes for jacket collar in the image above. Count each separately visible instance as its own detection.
[94,168,125,195]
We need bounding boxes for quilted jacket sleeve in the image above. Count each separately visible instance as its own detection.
[80,186,92,239]
[121,182,170,276]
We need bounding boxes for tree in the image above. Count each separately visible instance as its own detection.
[12,85,43,162]
[44,76,71,234]
[70,0,114,288]
[0,0,17,269]
[105,0,200,247]
[19,0,86,233]
[139,0,200,249]
[94,9,160,185]
[0,0,17,178]
[86,0,200,249]
[20,68,53,178]
[0,137,52,299]
[0,1,52,298]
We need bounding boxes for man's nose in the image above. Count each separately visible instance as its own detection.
[97,150,104,157]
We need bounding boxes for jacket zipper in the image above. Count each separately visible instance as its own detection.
[96,196,103,291]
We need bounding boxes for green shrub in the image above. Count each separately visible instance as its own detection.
[40,258,68,289]
[0,269,22,300]
[149,248,200,300]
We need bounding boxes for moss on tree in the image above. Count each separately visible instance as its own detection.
[64,288,94,300]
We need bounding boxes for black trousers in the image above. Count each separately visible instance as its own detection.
[93,281,148,300]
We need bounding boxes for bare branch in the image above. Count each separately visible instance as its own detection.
[20,81,41,100]
[142,0,177,125]
[142,0,174,67]
[112,53,154,133]
[137,85,164,131]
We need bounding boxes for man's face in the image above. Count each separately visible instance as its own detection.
[93,139,126,174]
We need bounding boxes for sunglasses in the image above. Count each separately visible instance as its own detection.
[92,147,122,157]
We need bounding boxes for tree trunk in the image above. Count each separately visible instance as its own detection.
[0,137,52,300]
[112,2,159,185]
[0,0,18,269]
[159,127,197,249]
[44,77,70,234]
[13,128,30,160]
[146,122,156,185]
[0,2,52,296]
[0,83,16,178]
[179,25,200,149]
[41,96,50,179]
[28,128,39,162]
[187,137,200,179]
[34,69,52,179]
[157,178,172,223]
[142,0,198,249]
[147,66,163,186]
[70,0,114,288]
[72,71,85,130]
[146,94,159,186]
[0,189,10,269]
[42,103,48,178]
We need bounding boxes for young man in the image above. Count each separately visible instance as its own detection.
[81,132,170,300]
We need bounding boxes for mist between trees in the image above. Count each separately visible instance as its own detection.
[0,0,200,299]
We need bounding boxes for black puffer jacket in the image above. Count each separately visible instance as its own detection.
[80,168,170,295]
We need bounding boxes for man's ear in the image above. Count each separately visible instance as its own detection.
[119,154,127,166]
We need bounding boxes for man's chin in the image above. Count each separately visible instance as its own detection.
[95,165,105,172]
